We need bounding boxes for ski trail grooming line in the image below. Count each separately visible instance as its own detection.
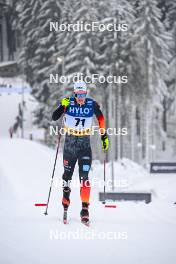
[102,151,117,209]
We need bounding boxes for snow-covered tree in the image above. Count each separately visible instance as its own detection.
[16,0,41,82]
[166,0,176,107]
[56,0,99,91]
[92,0,135,160]
[16,0,62,136]
[131,0,171,164]
[13,0,175,161]
[31,0,62,130]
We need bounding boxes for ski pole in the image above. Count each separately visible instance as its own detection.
[102,151,117,208]
[102,151,106,204]
[44,110,65,215]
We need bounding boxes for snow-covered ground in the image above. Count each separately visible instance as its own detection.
[0,138,176,264]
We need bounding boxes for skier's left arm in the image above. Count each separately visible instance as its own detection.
[93,101,109,151]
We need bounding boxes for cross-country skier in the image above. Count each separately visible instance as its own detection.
[52,81,109,225]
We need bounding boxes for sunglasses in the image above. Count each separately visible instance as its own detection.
[75,93,87,98]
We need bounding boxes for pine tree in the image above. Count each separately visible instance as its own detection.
[17,0,62,135]
[165,0,176,152]
[56,0,99,90]
[131,0,171,164]
[166,0,176,104]
[31,0,62,130]
[17,0,41,83]
[94,0,135,160]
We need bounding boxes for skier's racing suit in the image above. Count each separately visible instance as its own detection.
[52,97,107,213]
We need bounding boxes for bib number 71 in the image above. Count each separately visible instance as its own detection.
[75,118,85,127]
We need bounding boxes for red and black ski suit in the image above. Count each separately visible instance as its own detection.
[52,97,106,209]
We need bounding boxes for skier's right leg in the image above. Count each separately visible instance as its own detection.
[62,151,77,210]
[62,157,76,209]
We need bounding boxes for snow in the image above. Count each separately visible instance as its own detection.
[0,61,17,68]
[0,138,176,264]
[0,77,31,94]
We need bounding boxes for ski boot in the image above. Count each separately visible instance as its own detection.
[80,202,90,226]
